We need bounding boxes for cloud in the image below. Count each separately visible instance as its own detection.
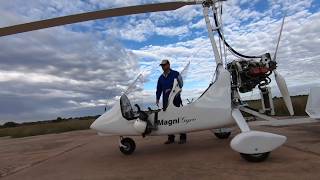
[0,2,141,123]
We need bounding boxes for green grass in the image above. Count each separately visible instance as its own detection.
[0,119,95,138]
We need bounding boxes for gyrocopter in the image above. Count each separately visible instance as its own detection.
[0,0,295,162]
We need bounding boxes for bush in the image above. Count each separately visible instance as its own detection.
[3,122,19,128]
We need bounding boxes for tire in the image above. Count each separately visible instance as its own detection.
[240,152,270,162]
[119,138,136,155]
[214,132,231,139]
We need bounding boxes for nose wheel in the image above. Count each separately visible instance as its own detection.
[211,128,232,139]
[214,131,231,139]
[119,137,136,155]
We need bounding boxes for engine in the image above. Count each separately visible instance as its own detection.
[227,53,277,93]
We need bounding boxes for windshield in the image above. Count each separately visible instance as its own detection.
[120,94,135,120]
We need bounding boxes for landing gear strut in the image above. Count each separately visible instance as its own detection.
[119,137,136,155]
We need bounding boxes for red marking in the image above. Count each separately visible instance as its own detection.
[249,67,270,76]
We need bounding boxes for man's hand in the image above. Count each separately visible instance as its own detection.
[156,99,159,107]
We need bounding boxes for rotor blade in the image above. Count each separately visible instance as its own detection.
[0,1,198,37]
[274,70,294,116]
[273,14,286,62]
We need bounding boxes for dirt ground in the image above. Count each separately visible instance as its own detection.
[0,119,320,180]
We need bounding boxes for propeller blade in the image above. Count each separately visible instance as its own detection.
[273,14,286,62]
[272,14,293,115]
[0,1,198,37]
[274,70,294,116]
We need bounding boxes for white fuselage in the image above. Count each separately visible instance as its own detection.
[91,66,235,136]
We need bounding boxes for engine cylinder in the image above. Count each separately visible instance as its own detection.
[227,57,276,93]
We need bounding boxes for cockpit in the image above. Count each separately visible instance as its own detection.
[119,93,161,136]
[119,94,137,120]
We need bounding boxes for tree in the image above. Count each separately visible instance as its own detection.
[3,121,19,128]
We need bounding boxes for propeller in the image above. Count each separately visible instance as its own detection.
[0,1,199,37]
[272,14,294,116]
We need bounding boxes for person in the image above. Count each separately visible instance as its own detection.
[156,59,187,144]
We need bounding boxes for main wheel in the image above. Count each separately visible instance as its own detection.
[119,137,136,155]
[240,152,270,162]
[214,131,231,139]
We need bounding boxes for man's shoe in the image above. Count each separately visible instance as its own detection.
[178,139,186,144]
[164,140,175,144]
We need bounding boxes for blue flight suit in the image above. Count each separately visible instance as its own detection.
[156,69,183,110]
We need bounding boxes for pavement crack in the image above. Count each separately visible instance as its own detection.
[284,144,320,157]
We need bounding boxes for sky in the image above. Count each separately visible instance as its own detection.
[0,0,319,124]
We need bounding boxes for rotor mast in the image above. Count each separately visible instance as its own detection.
[202,1,223,66]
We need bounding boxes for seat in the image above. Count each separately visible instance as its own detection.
[120,94,137,120]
